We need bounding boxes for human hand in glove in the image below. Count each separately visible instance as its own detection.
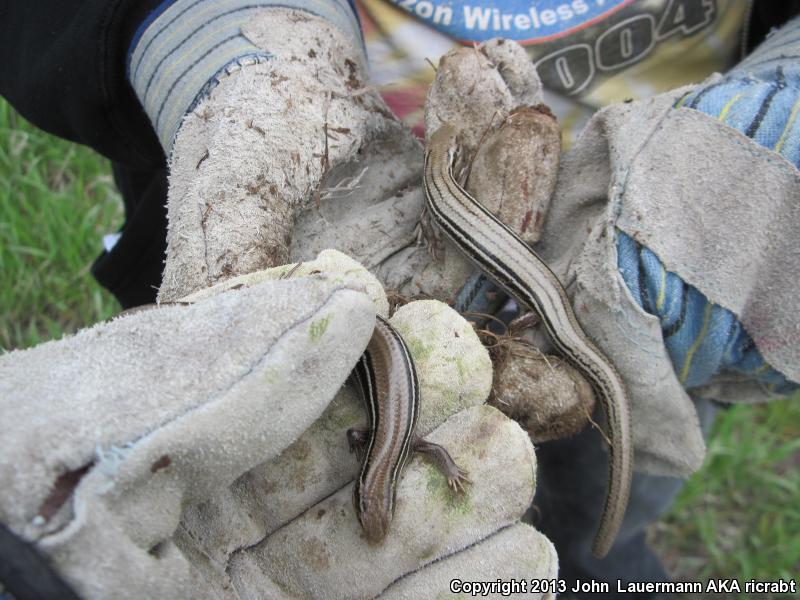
[417,26,800,483]
[133,3,419,302]
[0,251,559,599]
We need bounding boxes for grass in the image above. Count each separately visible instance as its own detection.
[0,100,122,351]
[651,396,800,598]
[1,99,798,597]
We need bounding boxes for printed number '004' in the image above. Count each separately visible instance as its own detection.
[535,0,716,95]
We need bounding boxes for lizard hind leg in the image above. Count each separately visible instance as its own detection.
[412,436,471,493]
[346,428,370,463]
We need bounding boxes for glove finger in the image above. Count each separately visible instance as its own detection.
[0,273,375,598]
[381,523,558,599]
[390,299,493,435]
[227,405,535,599]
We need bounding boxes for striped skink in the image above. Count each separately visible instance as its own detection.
[422,123,633,558]
[348,315,468,543]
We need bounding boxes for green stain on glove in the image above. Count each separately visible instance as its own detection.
[309,314,331,341]
[406,337,435,363]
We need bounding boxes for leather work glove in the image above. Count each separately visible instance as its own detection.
[0,250,557,599]
[149,4,418,303]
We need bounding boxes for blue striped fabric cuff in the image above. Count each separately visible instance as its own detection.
[617,233,797,395]
[676,16,800,166]
[127,0,363,152]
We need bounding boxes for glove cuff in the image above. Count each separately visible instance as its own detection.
[126,0,363,154]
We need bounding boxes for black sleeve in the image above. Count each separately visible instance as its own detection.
[0,1,165,169]
[748,1,800,52]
